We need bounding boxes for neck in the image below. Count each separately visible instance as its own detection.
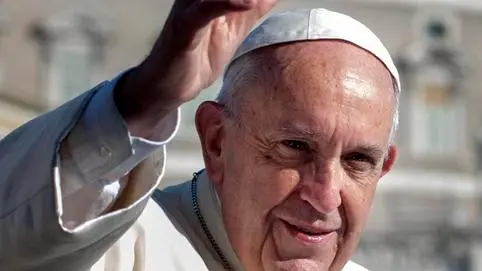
[193,170,245,270]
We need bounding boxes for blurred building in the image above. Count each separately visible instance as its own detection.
[1,0,482,270]
[0,0,171,136]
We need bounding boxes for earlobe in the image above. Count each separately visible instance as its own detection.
[381,145,397,177]
[195,101,225,183]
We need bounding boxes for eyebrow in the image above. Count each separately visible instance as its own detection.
[277,122,386,157]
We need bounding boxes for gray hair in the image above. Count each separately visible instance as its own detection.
[216,54,401,142]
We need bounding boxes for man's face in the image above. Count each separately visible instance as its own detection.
[196,41,397,271]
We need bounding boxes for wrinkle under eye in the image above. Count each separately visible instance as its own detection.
[342,152,377,174]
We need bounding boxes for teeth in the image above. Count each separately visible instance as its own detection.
[295,226,319,235]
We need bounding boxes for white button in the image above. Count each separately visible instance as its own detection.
[99,146,112,158]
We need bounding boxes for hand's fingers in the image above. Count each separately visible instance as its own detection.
[166,0,253,50]
[158,0,275,52]
[201,0,255,9]
[184,0,254,30]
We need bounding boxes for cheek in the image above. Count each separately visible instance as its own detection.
[226,137,301,212]
[340,181,377,233]
[259,169,301,209]
[331,181,377,266]
[237,166,302,216]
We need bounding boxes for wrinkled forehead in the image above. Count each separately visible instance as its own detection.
[242,41,395,103]
[239,41,396,143]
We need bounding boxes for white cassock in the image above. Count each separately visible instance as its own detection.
[0,74,368,271]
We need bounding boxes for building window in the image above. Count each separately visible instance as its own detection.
[31,13,109,108]
[397,13,466,160]
[409,63,464,157]
[49,42,94,103]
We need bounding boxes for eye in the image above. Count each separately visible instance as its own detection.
[342,152,377,172]
[281,140,309,151]
[344,153,374,163]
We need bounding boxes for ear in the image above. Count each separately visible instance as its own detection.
[195,101,225,184]
[380,144,397,178]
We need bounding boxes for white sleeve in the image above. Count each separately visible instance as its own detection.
[59,71,180,229]
[0,70,180,270]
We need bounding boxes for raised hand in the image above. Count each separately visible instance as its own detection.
[116,0,278,137]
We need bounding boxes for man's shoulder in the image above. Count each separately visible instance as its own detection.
[143,180,194,233]
[151,180,191,210]
[343,261,369,271]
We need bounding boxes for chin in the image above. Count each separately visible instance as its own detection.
[273,259,330,271]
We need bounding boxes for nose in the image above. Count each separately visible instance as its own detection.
[299,161,343,214]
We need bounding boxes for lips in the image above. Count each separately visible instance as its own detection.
[292,224,325,235]
[281,219,338,244]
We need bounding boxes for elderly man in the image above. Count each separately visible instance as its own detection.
[0,1,400,271]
